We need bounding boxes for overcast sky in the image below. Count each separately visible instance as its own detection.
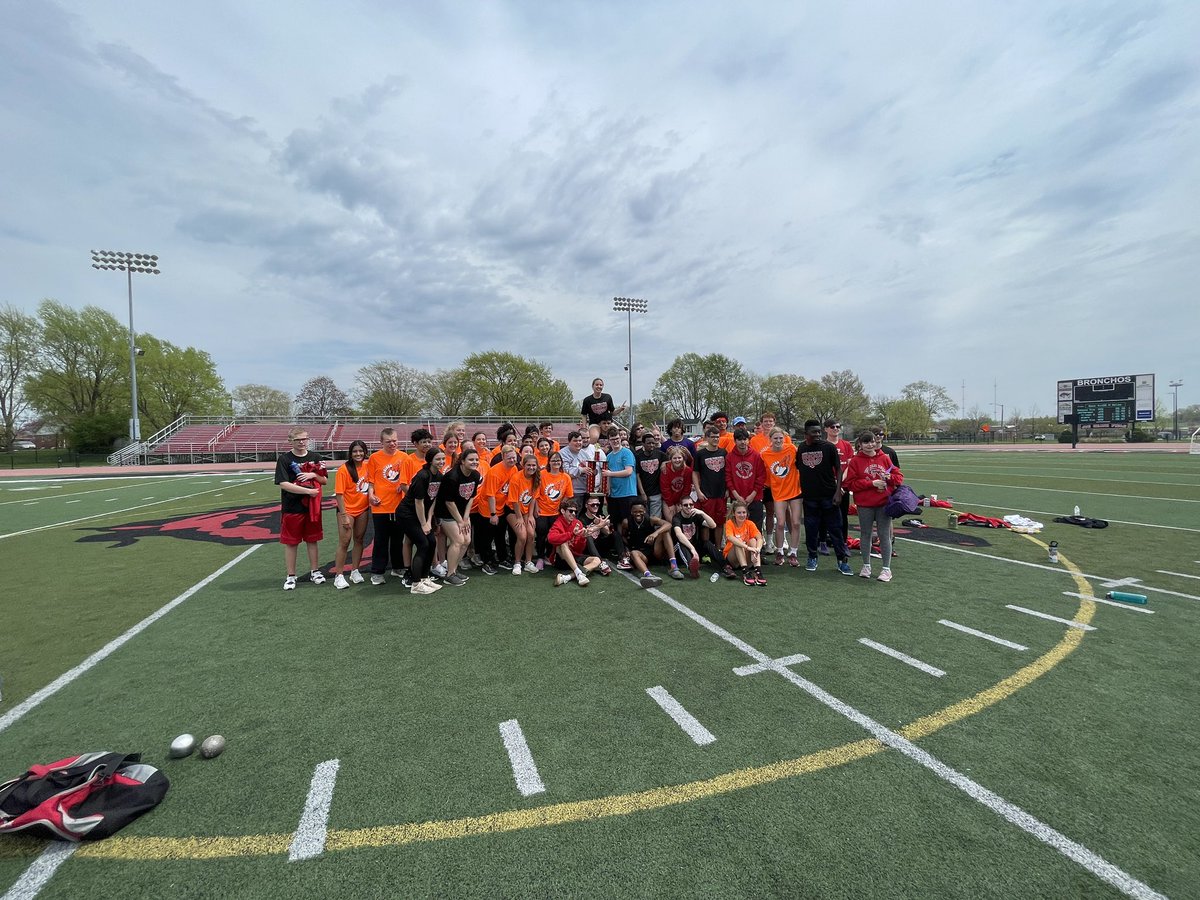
[3,0,1197,421]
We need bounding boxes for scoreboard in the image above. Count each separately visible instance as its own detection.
[1057,374,1155,427]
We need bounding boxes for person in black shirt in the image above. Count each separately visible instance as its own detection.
[274,427,328,592]
[621,501,679,587]
[396,447,444,595]
[435,448,483,587]
[634,432,666,518]
[672,498,720,578]
[580,377,625,426]
[796,420,851,574]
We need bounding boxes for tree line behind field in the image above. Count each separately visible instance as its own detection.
[9,302,1178,452]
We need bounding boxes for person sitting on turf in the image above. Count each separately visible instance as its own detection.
[579,496,615,568]
[621,500,679,587]
[672,497,719,579]
[724,500,765,585]
[548,498,604,587]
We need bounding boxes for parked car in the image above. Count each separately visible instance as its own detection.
[12,440,36,450]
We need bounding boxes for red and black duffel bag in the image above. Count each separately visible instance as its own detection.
[0,752,169,841]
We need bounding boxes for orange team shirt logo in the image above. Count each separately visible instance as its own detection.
[519,489,534,505]
[771,461,790,477]
[545,484,563,501]
[356,477,370,494]
[383,464,401,482]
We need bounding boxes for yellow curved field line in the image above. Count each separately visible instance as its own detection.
[3,537,1094,863]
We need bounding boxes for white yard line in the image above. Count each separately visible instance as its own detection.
[0,482,265,542]
[499,719,546,797]
[645,686,717,745]
[1062,592,1155,615]
[901,540,1200,602]
[1007,605,1096,631]
[629,575,1164,900]
[288,759,341,862]
[0,545,262,735]
[938,620,1028,651]
[858,638,946,677]
[1,842,77,900]
[1156,570,1200,581]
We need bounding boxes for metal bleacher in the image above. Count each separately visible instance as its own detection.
[113,415,586,466]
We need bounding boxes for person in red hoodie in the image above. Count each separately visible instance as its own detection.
[843,432,904,583]
[658,445,694,523]
[724,427,766,530]
[547,498,604,586]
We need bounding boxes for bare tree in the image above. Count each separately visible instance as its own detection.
[295,376,352,418]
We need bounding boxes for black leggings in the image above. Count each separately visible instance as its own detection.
[396,510,435,580]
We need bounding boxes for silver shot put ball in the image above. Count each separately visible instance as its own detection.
[199,734,227,759]
[169,733,196,758]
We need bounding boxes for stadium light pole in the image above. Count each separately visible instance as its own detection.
[612,297,648,426]
[1169,379,1183,439]
[90,250,161,443]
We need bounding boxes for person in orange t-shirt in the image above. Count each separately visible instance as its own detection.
[759,427,802,568]
[750,412,792,553]
[535,452,574,567]
[333,440,371,589]
[476,445,518,574]
[539,422,561,454]
[534,436,553,470]
[364,428,409,581]
[505,453,541,575]
[723,501,765,586]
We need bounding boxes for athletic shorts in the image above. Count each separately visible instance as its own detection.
[280,512,323,546]
[698,497,727,530]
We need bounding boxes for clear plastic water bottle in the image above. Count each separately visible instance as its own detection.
[1073,505,1080,517]
[709,572,720,583]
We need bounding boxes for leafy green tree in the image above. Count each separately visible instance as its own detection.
[756,373,817,435]
[454,351,574,417]
[632,397,670,428]
[24,300,127,423]
[232,383,291,418]
[900,380,957,421]
[873,396,932,439]
[423,368,473,417]
[0,305,41,450]
[294,376,352,418]
[813,370,872,427]
[67,411,127,453]
[650,353,756,422]
[355,361,426,417]
[135,335,229,433]
[650,353,711,421]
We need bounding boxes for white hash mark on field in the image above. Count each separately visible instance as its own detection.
[289,759,341,862]
[645,686,717,745]
[1006,605,1097,631]
[499,719,545,797]
[1062,592,1155,615]
[858,638,946,677]
[938,620,1028,651]
[733,652,811,676]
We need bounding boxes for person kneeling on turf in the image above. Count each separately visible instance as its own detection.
[725,500,766,585]
[547,498,603,587]
[622,500,679,588]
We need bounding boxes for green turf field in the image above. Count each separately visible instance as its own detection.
[0,452,1197,898]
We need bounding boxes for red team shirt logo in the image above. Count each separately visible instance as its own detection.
[704,456,725,472]
[800,451,824,469]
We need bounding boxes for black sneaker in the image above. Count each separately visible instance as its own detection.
[444,572,469,587]
[481,563,499,576]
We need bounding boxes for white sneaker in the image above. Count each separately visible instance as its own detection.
[554,573,571,586]
[410,580,433,595]
[432,562,448,578]
[576,573,590,587]
[348,569,364,584]
[389,569,405,578]
[765,537,776,554]
[310,570,326,585]
[859,565,871,579]
[334,574,349,590]
[283,575,297,591]
[422,577,443,593]
[523,561,538,574]
[878,568,893,583]
[512,563,522,576]
[370,574,385,585]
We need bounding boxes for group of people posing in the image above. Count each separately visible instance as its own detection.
[274,387,906,595]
